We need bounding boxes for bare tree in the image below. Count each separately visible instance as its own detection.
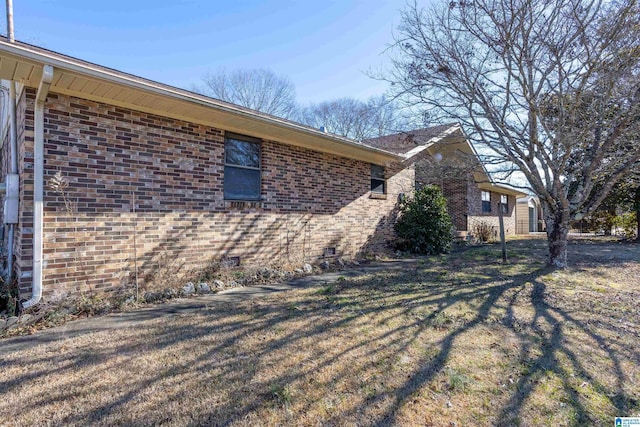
[299,96,416,140]
[196,68,298,119]
[299,98,369,139]
[384,0,640,266]
[365,95,420,137]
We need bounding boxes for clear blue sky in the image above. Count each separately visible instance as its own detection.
[11,1,413,105]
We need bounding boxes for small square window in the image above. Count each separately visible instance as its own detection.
[371,164,385,194]
[500,195,508,214]
[481,191,491,213]
[224,133,261,201]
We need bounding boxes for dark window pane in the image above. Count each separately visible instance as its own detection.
[225,138,260,167]
[371,164,384,179]
[482,200,491,212]
[224,166,261,200]
[371,178,385,194]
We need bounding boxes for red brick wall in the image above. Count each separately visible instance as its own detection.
[415,164,470,232]
[414,157,517,236]
[440,178,468,232]
[16,88,34,294]
[15,91,412,300]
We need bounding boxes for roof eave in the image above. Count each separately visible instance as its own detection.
[477,181,527,198]
[0,38,402,164]
[399,123,462,160]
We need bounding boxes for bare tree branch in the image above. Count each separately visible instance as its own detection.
[298,96,419,140]
[195,68,298,119]
[382,0,640,266]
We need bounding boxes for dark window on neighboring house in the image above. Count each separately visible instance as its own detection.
[371,164,386,194]
[481,190,491,212]
[500,194,508,214]
[224,133,261,200]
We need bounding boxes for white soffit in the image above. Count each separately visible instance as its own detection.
[0,39,402,165]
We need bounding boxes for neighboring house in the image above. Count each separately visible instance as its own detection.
[0,39,420,306]
[516,196,545,234]
[365,125,526,237]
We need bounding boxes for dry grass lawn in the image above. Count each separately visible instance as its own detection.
[1,237,639,426]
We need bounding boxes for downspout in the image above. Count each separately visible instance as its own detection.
[21,64,53,310]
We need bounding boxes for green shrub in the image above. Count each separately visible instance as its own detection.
[394,185,454,254]
[612,212,637,239]
[0,277,18,316]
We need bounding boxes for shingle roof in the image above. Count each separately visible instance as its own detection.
[363,123,458,154]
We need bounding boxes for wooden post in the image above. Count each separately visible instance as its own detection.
[498,200,507,263]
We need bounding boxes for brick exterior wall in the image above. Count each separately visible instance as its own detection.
[440,178,468,232]
[415,162,471,233]
[11,90,413,300]
[415,158,517,236]
[468,185,517,237]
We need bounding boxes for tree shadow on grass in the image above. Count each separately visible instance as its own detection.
[1,242,638,426]
[370,252,639,426]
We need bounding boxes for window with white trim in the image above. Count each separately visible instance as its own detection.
[500,194,508,214]
[481,191,491,212]
[371,164,386,194]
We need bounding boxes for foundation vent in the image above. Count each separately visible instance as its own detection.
[221,256,241,268]
[323,247,336,257]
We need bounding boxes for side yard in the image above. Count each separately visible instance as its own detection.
[1,237,639,426]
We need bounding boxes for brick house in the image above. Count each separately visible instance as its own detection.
[365,125,526,237]
[0,39,430,307]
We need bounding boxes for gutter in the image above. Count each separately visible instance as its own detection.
[21,64,53,310]
[0,38,402,163]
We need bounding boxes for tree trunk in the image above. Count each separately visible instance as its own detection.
[634,187,640,242]
[604,210,615,235]
[544,208,570,268]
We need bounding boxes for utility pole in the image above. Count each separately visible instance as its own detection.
[6,0,13,42]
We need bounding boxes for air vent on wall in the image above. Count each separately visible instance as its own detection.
[221,256,240,268]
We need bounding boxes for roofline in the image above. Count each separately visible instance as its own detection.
[445,125,527,197]
[517,195,539,202]
[399,123,462,160]
[452,124,496,184]
[478,181,528,198]
[395,124,526,198]
[0,37,403,163]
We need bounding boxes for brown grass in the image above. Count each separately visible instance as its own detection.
[1,237,639,426]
